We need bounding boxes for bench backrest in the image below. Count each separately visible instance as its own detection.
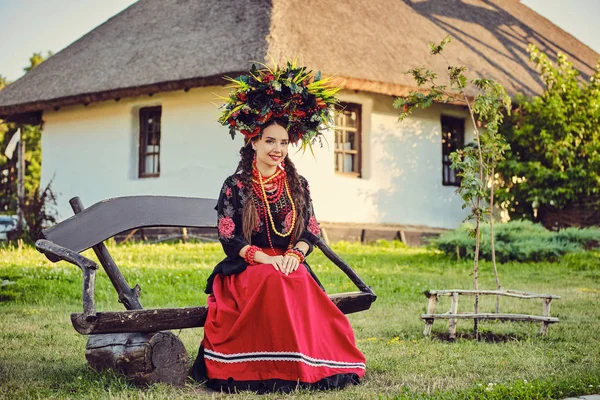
[40,194,377,322]
[41,196,217,256]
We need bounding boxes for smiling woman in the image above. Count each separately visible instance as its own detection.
[192,63,365,393]
[253,121,289,172]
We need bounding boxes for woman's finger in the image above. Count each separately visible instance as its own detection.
[271,257,280,272]
[283,256,291,275]
[285,257,296,275]
[276,258,284,273]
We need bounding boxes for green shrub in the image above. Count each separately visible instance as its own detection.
[496,46,600,220]
[432,220,600,262]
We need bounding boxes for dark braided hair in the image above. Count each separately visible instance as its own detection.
[235,120,307,243]
[236,144,258,242]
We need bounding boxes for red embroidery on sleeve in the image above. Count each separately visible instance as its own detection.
[307,216,320,235]
[218,216,236,239]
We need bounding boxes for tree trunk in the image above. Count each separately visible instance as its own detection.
[462,94,484,341]
[473,206,481,340]
[490,166,501,313]
[85,331,189,386]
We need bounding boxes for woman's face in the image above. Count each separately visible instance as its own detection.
[253,123,289,169]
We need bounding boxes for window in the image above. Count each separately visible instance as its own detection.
[334,103,362,177]
[139,106,161,178]
[441,115,465,186]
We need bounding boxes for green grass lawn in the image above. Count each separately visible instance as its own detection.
[0,241,599,399]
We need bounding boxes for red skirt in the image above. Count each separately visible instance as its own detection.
[196,248,366,393]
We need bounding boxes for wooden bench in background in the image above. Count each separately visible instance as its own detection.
[36,195,377,386]
[421,289,560,339]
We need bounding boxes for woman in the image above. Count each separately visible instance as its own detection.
[192,63,366,393]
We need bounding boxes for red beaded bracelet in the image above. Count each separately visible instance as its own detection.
[244,245,261,265]
[284,248,305,263]
[286,252,301,263]
[292,247,306,258]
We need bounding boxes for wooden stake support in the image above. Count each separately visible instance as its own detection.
[421,289,560,337]
[540,297,553,335]
[422,293,438,336]
[448,292,459,339]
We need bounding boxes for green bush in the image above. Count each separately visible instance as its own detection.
[432,220,600,262]
[496,46,600,220]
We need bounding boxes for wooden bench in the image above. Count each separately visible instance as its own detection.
[36,195,377,385]
[421,289,560,339]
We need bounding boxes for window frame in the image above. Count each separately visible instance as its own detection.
[138,106,162,178]
[440,115,465,187]
[334,102,362,178]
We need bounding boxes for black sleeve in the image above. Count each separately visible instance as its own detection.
[215,176,250,260]
[297,176,321,256]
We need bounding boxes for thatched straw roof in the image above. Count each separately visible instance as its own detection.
[1,0,598,122]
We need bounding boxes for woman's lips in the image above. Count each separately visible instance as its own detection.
[269,155,281,161]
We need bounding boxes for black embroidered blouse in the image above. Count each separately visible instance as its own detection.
[205,172,323,294]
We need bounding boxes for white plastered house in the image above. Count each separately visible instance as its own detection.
[0,0,597,242]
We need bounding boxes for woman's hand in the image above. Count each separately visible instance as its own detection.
[266,255,285,273]
[255,253,300,275]
[281,254,300,275]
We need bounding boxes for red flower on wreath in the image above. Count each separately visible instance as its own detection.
[293,110,306,118]
[258,110,273,123]
[307,216,320,236]
[218,216,235,239]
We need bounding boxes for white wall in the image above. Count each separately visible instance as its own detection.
[292,90,475,229]
[41,87,240,220]
[41,88,473,228]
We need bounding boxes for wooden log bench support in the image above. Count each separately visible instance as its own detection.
[421,289,560,339]
[85,331,188,386]
[35,195,377,386]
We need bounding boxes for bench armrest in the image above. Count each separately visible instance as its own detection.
[35,239,98,319]
[315,238,376,299]
[36,239,98,271]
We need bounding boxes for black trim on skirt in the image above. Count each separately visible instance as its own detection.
[191,346,361,394]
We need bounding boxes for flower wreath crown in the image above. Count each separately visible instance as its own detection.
[218,61,341,149]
